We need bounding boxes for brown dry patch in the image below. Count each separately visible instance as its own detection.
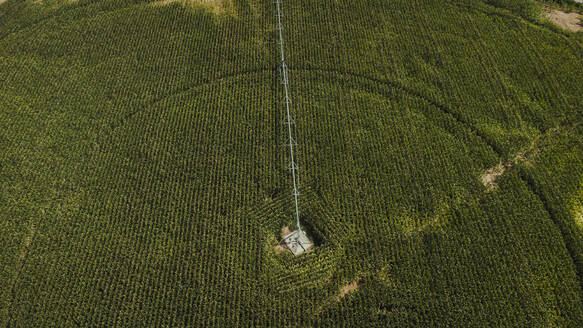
[0,0,7,5]
[481,125,571,191]
[273,244,287,253]
[513,147,541,166]
[572,181,583,231]
[481,162,513,191]
[336,278,362,301]
[544,8,583,32]
[273,226,292,253]
[314,277,363,315]
[281,225,292,237]
[151,0,233,15]
[481,141,544,191]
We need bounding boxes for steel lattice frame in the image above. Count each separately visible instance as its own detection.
[275,0,302,235]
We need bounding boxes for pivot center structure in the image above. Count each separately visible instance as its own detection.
[276,0,312,255]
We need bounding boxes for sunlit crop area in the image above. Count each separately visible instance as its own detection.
[1,0,582,326]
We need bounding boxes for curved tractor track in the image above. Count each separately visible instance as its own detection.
[101,62,583,298]
[2,0,581,309]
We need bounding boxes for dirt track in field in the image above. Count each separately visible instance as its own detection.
[545,8,583,32]
[482,162,512,191]
[336,278,362,301]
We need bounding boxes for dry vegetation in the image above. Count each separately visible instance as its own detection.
[480,126,569,191]
[575,206,583,230]
[152,0,233,14]
[544,8,583,32]
[314,277,363,315]
[336,278,362,301]
[482,162,513,191]
[573,183,583,231]
[3,0,583,326]
[403,206,449,235]
[273,226,292,253]
[480,149,540,191]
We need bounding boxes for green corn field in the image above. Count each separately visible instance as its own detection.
[1,0,583,326]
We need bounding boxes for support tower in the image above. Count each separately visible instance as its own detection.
[275,0,312,255]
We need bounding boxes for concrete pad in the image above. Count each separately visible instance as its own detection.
[282,230,313,256]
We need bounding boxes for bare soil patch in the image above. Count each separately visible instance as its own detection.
[481,162,513,191]
[314,277,363,315]
[273,226,292,253]
[281,225,292,237]
[336,278,362,301]
[481,130,552,191]
[544,8,583,32]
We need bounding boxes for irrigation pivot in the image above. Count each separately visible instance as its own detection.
[276,0,312,256]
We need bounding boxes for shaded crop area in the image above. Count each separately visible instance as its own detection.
[1,0,583,326]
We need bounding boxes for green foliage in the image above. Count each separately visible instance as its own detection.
[538,0,583,8]
[485,0,541,19]
[518,124,583,293]
[0,0,582,326]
